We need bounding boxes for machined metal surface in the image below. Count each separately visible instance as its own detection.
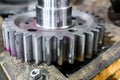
[30,69,49,80]
[2,9,105,65]
[36,0,72,29]
[30,69,41,80]
[2,0,105,66]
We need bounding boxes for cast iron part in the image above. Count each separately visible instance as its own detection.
[2,0,105,66]
[110,0,120,13]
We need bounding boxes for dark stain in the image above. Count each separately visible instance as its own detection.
[108,6,120,27]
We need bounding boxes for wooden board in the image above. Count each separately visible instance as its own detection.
[0,42,120,80]
[93,59,120,80]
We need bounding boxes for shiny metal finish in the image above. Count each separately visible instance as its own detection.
[15,32,24,59]
[36,0,72,29]
[23,34,33,62]
[9,30,16,57]
[30,69,49,80]
[30,69,41,80]
[33,35,43,64]
[2,9,105,65]
[38,0,70,8]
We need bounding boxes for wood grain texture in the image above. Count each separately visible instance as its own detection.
[0,42,120,80]
[93,59,120,80]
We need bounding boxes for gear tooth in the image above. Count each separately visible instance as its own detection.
[42,37,46,62]
[97,24,105,49]
[63,36,72,63]
[15,32,24,60]
[75,33,85,62]
[68,36,75,64]
[51,36,57,62]
[42,36,52,65]
[2,26,6,48]
[84,31,94,59]
[63,36,68,62]
[2,21,9,48]
[91,29,100,54]
[61,35,75,64]
[57,37,64,65]
[23,34,33,62]
[4,26,11,52]
[9,29,16,57]
[2,8,105,66]
[33,35,43,65]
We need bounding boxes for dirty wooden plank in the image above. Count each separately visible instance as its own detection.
[93,59,120,80]
[0,42,120,80]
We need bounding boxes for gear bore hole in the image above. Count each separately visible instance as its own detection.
[72,17,76,20]
[68,29,77,32]
[25,22,29,25]
[32,71,37,75]
[78,20,86,25]
[27,29,37,32]
[79,22,84,25]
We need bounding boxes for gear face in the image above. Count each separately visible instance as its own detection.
[2,0,105,66]
[2,10,105,65]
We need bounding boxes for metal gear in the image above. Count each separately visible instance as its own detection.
[2,0,105,66]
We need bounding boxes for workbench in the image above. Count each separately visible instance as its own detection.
[0,0,120,80]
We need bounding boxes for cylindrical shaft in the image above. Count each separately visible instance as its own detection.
[36,0,72,29]
[38,0,70,8]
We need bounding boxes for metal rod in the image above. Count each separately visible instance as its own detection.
[36,0,72,29]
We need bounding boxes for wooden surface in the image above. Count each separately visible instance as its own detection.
[1,0,120,80]
[93,59,120,80]
[0,41,120,80]
[0,17,4,53]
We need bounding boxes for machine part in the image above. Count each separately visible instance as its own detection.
[36,0,72,29]
[30,69,48,80]
[30,69,41,80]
[110,0,120,13]
[0,0,36,15]
[2,0,105,66]
[1,42,120,80]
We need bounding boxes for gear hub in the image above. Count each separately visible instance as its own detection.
[2,0,105,65]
